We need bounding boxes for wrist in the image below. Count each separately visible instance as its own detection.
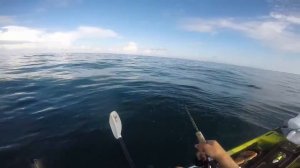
[216,153,239,168]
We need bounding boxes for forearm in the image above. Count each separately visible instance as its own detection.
[216,153,239,168]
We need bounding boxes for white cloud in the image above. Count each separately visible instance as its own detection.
[103,41,168,56]
[122,41,138,53]
[270,12,300,24]
[0,25,168,56]
[269,0,300,14]
[77,26,118,38]
[0,16,15,25]
[142,48,168,56]
[119,42,168,56]
[182,13,300,53]
[0,25,118,51]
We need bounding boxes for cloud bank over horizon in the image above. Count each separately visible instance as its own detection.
[182,12,300,53]
[0,24,168,56]
[0,25,118,51]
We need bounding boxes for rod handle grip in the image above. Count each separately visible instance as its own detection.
[196,131,206,144]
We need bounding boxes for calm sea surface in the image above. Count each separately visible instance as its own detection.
[0,53,300,168]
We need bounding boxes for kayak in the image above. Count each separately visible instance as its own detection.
[228,128,300,168]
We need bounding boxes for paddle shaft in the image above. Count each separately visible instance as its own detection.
[118,138,135,168]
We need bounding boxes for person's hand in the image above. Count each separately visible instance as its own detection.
[195,140,239,168]
[195,140,227,161]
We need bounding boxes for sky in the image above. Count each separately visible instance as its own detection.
[0,0,300,74]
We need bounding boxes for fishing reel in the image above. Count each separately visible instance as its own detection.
[194,157,218,168]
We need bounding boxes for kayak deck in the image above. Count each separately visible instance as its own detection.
[228,131,286,155]
[228,130,300,168]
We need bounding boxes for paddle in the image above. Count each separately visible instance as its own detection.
[109,111,135,168]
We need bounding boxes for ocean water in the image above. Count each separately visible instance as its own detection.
[0,53,300,168]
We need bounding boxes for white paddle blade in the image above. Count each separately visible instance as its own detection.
[109,111,122,139]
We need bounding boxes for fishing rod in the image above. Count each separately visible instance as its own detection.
[185,106,206,144]
[109,111,136,168]
[185,106,216,168]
